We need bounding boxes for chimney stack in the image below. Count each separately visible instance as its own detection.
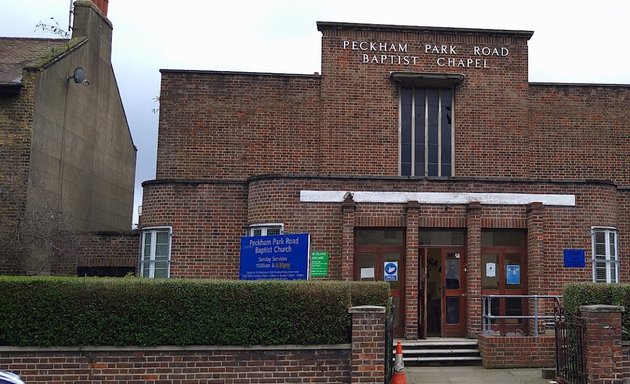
[91,0,109,16]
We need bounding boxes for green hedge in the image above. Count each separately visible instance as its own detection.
[563,283,630,339]
[0,277,390,347]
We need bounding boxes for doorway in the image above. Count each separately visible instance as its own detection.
[354,229,406,337]
[420,247,467,338]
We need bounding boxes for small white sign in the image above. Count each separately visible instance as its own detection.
[486,262,496,278]
[360,267,375,279]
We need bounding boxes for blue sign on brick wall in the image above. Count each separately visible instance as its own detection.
[564,249,585,268]
[239,233,310,280]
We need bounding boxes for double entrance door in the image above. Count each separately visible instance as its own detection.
[420,247,467,338]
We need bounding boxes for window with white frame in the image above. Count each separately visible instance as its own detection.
[592,227,619,283]
[248,223,284,237]
[140,228,171,278]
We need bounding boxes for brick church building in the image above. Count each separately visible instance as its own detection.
[140,22,629,340]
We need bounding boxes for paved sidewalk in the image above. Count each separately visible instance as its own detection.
[405,366,555,384]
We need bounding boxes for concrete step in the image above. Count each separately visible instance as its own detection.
[405,356,483,362]
[407,348,480,355]
[393,338,482,366]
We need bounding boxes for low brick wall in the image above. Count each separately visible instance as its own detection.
[0,305,386,384]
[0,345,350,384]
[478,334,555,368]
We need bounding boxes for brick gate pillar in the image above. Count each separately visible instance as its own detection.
[466,201,482,337]
[341,195,356,281]
[404,201,420,339]
[349,305,386,384]
[580,305,625,384]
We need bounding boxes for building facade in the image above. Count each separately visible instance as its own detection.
[140,22,629,339]
[0,0,137,275]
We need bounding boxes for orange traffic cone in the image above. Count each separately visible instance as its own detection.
[391,341,407,384]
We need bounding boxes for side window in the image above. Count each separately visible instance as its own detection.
[248,223,284,237]
[592,227,619,283]
[140,228,172,278]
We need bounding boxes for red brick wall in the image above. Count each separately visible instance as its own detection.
[529,85,630,186]
[620,190,630,282]
[478,334,555,368]
[51,231,138,276]
[0,346,350,384]
[140,181,247,278]
[318,24,531,178]
[153,26,629,185]
[156,72,321,180]
[0,72,36,274]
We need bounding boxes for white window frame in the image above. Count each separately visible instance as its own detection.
[248,223,284,237]
[591,227,619,283]
[139,227,172,278]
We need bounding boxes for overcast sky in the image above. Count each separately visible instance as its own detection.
[1,0,629,228]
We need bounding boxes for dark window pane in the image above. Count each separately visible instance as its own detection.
[419,230,466,246]
[506,297,523,324]
[441,164,451,177]
[401,162,411,176]
[446,297,460,324]
[427,89,439,176]
[414,88,426,176]
[428,162,438,176]
[400,87,413,176]
[481,230,526,247]
[415,143,425,176]
[356,229,404,245]
[401,144,412,163]
[440,90,452,177]
[445,253,461,289]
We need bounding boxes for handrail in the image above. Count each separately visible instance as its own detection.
[481,294,562,337]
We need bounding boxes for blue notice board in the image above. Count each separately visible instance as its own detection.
[239,233,310,280]
[563,249,586,268]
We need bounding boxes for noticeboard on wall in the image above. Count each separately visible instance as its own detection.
[239,233,310,280]
[310,251,329,277]
[506,264,520,285]
[563,249,586,268]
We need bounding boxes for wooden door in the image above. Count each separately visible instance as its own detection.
[354,246,405,337]
[419,248,428,339]
[442,248,467,337]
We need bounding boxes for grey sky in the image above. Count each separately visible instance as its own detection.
[1,0,629,228]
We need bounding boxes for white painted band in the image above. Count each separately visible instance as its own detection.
[299,191,575,206]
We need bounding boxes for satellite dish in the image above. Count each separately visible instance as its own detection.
[69,67,88,84]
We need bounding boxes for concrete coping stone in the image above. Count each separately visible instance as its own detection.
[579,304,625,313]
[0,344,351,353]
[348,305,386,314]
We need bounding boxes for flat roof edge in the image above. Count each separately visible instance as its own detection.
[159,69,321,78]
[316,21,534,39]
[529,82,630,88]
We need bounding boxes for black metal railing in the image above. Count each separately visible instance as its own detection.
[555,303,586,384]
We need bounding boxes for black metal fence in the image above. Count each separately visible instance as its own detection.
[555,303,586,384]
[384,297,394,384]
